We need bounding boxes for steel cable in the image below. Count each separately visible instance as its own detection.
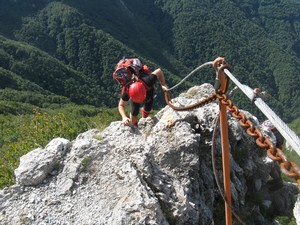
[166,61,213,91]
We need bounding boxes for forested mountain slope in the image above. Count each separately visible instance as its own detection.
[0,0,299,122]
[156,0,300,121]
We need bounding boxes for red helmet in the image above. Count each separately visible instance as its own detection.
[128,81,146,103]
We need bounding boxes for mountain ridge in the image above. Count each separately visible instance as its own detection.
[1,84,298,225]
[0,0,299,121]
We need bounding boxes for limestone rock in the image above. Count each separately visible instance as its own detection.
[1,84,299,225]
[14,138,70,186]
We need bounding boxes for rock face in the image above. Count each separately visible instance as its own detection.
[0,84,299,225]
[14,138,70,186]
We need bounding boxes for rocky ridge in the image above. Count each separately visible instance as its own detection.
[0,83,299,225]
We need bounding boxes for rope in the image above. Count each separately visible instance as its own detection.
[163,61,216,111]
[166,61,213,91]
[211,113,247,225]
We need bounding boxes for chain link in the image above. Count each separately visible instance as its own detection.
[163,82,300,185]
[164,91,217,111]
[217,93,300,185]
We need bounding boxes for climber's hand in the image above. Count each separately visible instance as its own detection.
[122,117,130,126]
[161,85,168,92]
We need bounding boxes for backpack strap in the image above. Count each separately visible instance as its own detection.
[135,69,153,91]
[140,79,152,91]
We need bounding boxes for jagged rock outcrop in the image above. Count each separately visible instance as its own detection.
[0,84,299,225]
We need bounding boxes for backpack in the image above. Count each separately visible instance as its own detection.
[112,58,150,87]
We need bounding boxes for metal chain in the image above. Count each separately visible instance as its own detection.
[163,55,300,185]
[164,89,300,183]
[217,93,300,186]
[164,91,217,111]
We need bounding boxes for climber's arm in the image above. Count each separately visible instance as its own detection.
[118,99,130,125]
[152,68,168,91]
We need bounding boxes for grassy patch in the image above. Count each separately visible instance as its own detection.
[0,105,120,189]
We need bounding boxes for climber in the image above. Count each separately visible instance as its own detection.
[262,120,285,191]
[113,58,168,127]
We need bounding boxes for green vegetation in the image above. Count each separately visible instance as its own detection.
[276,216,297,225]
[0,2,299,223]
[290,118,300,137]
[0,0,299,121]
[81,156,91,172]
[0,105,120,188]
